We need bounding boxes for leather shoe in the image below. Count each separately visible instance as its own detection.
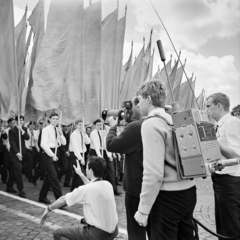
[39,197,51,204]
[114,191,122,196]
[6,187,17,193]
[32,180,37,186]
[19,190,26,198]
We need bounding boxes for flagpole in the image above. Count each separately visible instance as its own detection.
[55,108,62,156]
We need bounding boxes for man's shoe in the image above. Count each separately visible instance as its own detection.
[6,187,17,193]
[39,197,51,204]
[63,183,71,187]
[18,190,26,198]
[32,180,37,186]
[114,191,122,196]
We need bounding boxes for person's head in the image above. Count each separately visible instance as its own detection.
[131,96,141,120]
[49,113,59,127]
[93,119,102,131]
[205,93,230,122]
[38,120,44,130]
[75,121,83,131]
[62,125,68,132]
[8,118,16,129]
[15,115,24,127]
[28,121,35,131]
[136,79,166,116]
[86,126,91,136]
[86,156,106,179]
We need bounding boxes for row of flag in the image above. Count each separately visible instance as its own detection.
[0,0,205,126]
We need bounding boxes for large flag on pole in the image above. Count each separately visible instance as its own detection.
[30,0,84,125]
[145,48,154,81]
[152,65,161,80]
[120,41,133,104]
[83,0,102,125]
[186,78,196,109]
[143,30,152,82]
[0,0,18,120]
[194,89,205,110]
[160,55,172,84]
[178,74,193,110]
[102,8,118,109]
[112,6,127,109]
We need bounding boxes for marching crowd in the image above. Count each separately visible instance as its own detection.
[0,79,240,240]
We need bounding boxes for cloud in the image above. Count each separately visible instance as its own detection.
[129,0,240,50]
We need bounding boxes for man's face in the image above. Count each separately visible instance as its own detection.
[62,126,68,132]
[29,124,34,131]
[138,95,149,116]
[50,116,58,127]
[95,122,102,131]
[205,98,220,121]
[38,122,43,130]
[77,122,83,131]
[9,120,16,129]
[86,128,91,136]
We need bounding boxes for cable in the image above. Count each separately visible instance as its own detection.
[193,218,240,240]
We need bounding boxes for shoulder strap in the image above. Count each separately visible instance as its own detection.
[146,114,173,128]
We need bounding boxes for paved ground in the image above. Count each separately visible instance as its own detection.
[0,176,218,239]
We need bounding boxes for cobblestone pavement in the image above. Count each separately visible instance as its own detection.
[0,176,218,239]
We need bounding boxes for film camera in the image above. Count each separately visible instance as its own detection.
[102,101,133,124]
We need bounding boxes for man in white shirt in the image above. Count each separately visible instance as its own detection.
[90,119,120,195]
[39,113,66,204]
[40,156,118,240]
[206,92,240,238]
[68,120,90,191]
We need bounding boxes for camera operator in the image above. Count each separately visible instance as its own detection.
[134,80,196,239]
[106,96,151,240]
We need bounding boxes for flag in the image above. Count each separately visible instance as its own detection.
[143,29,153,82]
[152,65,161,80]
[173,59,185,102]
[178,74,193,110]
[145,48,154,81]
[194,89,205,110]
[83,0,102,125]
[0,0,18,120]
[165,60,179,104]
[120,41,133,104]
[101,9,118,109]
[112,7,127,109]
[30,0,84,125]
[187,78,196,109]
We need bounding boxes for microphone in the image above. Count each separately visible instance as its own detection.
[157,40,166,62]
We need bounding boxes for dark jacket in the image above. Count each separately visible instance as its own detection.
[9,126,29,157]
[106,120,144,197]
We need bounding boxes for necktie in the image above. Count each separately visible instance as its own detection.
[31,131,33,147]
[80,132,83,151]
[54,127,58,146]
[98,131,102,149]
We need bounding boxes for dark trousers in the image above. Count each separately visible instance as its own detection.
[212,173,240,240]
[39,151,62,200]
[53,224,118,240]
[90,149,117,192]
[7,156,24,191]
[149,186,196,240]
[1,146,10,182]
[33,152,46,181]
[69,152,84,192]
[58,152,70,182]
[23,149,34,180]
[125,193,151,240]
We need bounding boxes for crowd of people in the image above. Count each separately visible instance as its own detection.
[0,79,240,240]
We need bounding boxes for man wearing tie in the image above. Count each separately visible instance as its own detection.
[90,119,120,196]
[6,115,30,198]
[69,120,90,191]
[39,113,66,204]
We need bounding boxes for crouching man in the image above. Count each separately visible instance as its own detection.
[40,156,118,240]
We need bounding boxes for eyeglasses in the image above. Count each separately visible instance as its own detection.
[39,122,43,125]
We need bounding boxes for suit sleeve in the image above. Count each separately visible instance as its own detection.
[106,123,140,154]
[22,127,30,140]
[9,130,19,155]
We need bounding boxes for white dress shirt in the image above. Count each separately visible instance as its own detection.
[25,129,36,149]
[216,113,240,176]
[41,124,66,157]
[69,129,91,160]
[90,127,111,158]
[65,180,118,233]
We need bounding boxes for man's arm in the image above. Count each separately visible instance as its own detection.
[106,122,141,154]
[41,128,55,157]
[22,127,30,140]
[40,196,67,225]
[218,142,239,159]
[74,160,90,184]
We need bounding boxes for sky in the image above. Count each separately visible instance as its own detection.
[13,0,240,110]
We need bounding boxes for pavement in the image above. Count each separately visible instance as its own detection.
[0,176,218,240]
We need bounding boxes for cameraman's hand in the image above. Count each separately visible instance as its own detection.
[74,160,84,177]
[108,116,117,127]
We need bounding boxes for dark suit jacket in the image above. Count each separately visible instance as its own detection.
[9,126,30,157]
[60,130,69,155]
